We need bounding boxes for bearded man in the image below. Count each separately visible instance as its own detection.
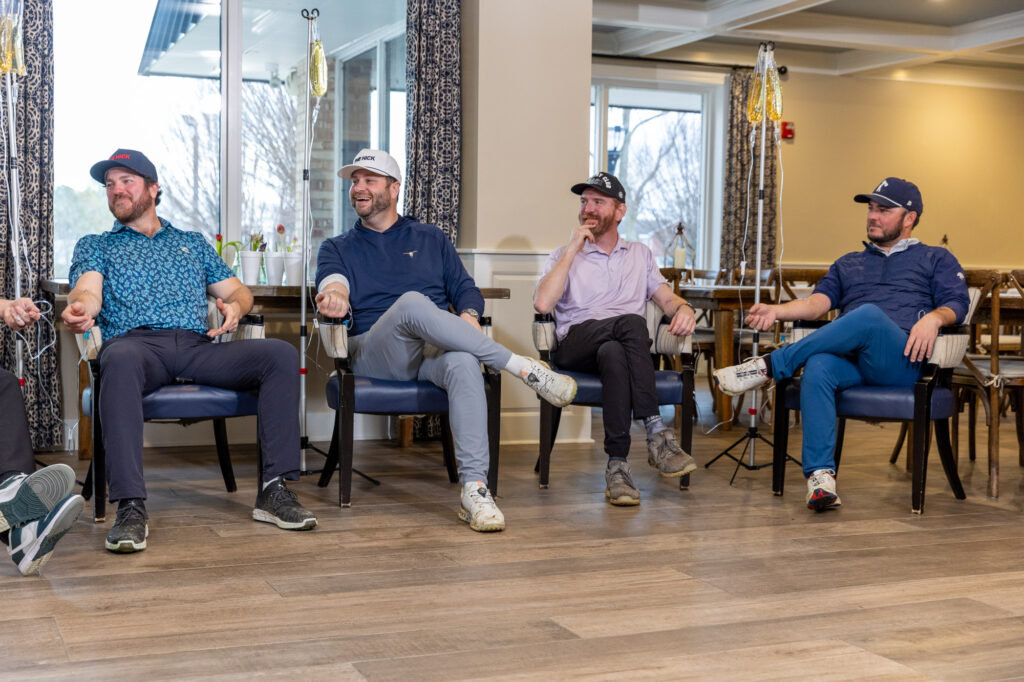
[713,177,969,511]
[63,149,317,555]
[533,172,698,506]
[316,149,577,532]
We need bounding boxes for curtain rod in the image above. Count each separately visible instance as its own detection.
[592,52,787,74]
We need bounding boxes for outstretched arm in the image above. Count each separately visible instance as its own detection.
[62,271,104,334]
[744,292,833,331]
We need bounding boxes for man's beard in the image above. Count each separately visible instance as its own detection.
[110,191,154,223]
[866,222,902,245]
[580,213,615,237]
[352,190,393,218]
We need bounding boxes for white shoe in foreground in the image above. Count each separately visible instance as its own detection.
[520,360,577,407]
[713,356,770,396]
[458,482,505,532]
[805,469,841,511]
[8,493,84,575]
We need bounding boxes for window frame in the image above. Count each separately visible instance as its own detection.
[591,61,727,270]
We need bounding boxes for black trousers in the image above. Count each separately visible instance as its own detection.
[552,314,658,460]
[97,329,301,501]
[0,368,34,478]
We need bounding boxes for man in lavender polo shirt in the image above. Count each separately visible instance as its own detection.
[534,172,698,506]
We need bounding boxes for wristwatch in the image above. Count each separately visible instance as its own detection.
[461,308,481,320]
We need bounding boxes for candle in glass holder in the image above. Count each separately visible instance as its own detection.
[673,247,686,268]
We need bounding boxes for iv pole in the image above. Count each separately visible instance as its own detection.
[2,1,26,389]
[704,42,794,483]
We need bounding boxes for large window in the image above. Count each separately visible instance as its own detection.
[53,0,221,277]
[53,0,406,277]
[590,66,726,270]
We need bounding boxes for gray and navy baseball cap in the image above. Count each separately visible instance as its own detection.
[571,172,626,202]
[90,149,158,184]
[854,177,922,216]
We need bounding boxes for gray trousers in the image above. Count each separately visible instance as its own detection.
[348,292,513,484]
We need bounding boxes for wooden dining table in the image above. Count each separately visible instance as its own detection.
[660,270,774,427]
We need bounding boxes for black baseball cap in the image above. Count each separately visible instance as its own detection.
[90,149,159,184]
[854,177,922,216]
[571,172,626,202]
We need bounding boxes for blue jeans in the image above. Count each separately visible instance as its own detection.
[770,305,923,476]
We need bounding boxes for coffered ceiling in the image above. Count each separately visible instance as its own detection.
[593,0,1024,89]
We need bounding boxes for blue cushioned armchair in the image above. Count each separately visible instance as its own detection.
[772,320,970,513]
[78,306,265,522]
[532,302,697,490]
[316,315,501,507]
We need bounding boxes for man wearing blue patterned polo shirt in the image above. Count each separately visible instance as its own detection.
[62,149,317,553]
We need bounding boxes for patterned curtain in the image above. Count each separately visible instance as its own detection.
[720,69,779,273]
[404,0,460,242]
[404,0,461,440]
[0,0,60,449]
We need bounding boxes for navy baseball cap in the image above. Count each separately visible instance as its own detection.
[571,172,626,202]
[854,177,922,216]
[90,149,158,184]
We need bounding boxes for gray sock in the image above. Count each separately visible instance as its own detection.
[643,415,669,438]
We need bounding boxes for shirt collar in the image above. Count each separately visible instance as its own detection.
[111,216,172,235]
[864,237,920,256]
[581,235,628,255]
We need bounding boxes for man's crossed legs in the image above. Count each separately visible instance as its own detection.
[348,291,577,531]
[714,305,922,510]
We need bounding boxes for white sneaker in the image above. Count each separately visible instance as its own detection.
[520,360,577,407]
[458,482,505,532]
[8,493,84,576]
[713,356,770,396]
[805,469,840,511]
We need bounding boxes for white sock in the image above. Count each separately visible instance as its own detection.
[503,354,532,376]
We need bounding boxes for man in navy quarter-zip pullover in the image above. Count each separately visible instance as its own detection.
[315,149,577,533]
[713,177,969,511]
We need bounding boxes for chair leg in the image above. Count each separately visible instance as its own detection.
[889,423,908,464]
[318,410,340,487]
[440,416,459,484]
[81,461,93,501]
[968,392,977,462]
[772,380,790,496]
[92,383,106,522]
[485,371,501,495]
[934,418,966,500]
[212,418,237,493]
[679,360,695,491]
[911,383,932,514]
[834,418,846,473]
[335,373,356,508]
[1014,388,1024,467]
[536,400,561,488]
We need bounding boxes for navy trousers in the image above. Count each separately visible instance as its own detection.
[552,314,658,460]
[97,329,300,501]
[0,368,34,479]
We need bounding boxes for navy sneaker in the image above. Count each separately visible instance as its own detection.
[8,494,84,575]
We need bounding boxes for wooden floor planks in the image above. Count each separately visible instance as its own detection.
[4,387,1024,680]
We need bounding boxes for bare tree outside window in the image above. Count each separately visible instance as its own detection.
[609,105,703,267]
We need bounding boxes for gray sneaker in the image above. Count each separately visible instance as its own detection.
[605,460,640,506]
[0,463,77,533]
[253,478,318,530]
[647,431,698,477]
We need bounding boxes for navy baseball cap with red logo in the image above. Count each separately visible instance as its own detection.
[90,149,159,184]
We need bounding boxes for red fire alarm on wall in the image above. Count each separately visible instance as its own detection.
[781,121,795,140]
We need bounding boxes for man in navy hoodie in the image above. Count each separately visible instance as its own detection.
[315,149,577,532]
[713,177,969,511]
